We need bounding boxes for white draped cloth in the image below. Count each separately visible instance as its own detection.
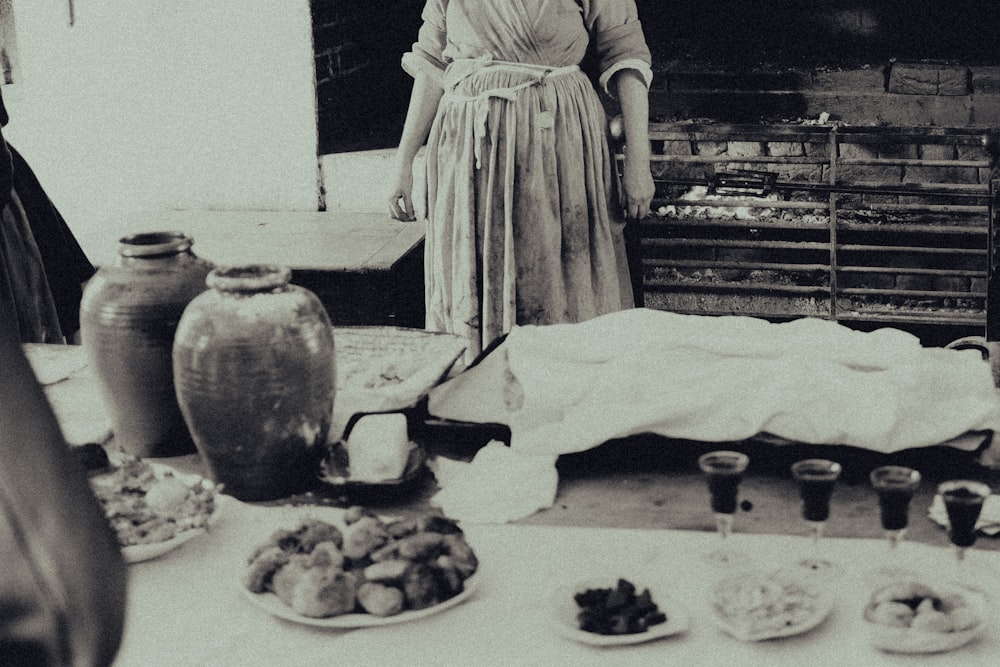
[427,309,1000,522]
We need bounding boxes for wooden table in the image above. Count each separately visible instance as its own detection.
[76,210,427,328]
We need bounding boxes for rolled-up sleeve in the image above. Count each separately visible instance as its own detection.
[583,0,653,96]
[401,0,448,86]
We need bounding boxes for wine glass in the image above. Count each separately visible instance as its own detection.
[869,465,921,580]
[938,480,991,589]
[698,450,750,566]
[790,458,842,574]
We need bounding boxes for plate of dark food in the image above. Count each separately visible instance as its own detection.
[550,577,689,646]
[240,507,479,628]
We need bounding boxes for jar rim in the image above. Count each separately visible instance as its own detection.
[118,231,193,257]
[207,264,292,293]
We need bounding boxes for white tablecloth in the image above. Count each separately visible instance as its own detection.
[114,498,1000,667]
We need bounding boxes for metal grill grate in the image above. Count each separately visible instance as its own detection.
[619,123,999,333]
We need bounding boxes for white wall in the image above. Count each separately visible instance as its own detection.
[2,1,320,248]
[320,148,424,218]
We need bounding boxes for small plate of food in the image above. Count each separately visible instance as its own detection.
[240,507,479,628]
[550,577,689,646]
[709,568,835,641]
[87,453,219,563]
[863,579,988,654]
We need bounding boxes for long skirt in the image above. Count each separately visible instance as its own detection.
[423,65,633,360]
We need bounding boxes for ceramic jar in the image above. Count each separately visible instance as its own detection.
[172,264,336,501]
[79,231,213,457]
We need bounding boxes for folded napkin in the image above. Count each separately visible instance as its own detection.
[428,442,558,524]
[928,494,1000,536]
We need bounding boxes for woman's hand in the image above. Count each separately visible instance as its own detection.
[621,153,654,220]
[389,169,416,221]
[389,74,444,222]
[611,69,654,220]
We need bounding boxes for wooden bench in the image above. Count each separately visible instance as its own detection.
[77,210,426,328]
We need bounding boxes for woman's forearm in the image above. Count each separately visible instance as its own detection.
[397,75,444,164]
[611,69,654,218]
[613,69,651,163]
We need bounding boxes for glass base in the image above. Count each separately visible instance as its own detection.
[703,546,753,568]
[863,564,921,587]
[792,557,843,581]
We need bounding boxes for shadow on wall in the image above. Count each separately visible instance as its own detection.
[636,0,1000,69]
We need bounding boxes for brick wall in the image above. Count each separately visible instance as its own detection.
[650,62,1000,127]
[311,0,423,154]
[636,1,1000,70]
[310,2,1000,155]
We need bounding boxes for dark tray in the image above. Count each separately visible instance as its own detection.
[318,440,429,499]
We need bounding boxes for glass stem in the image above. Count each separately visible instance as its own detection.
[953,545,971,587]
[715,513,734,542]
[886,528,906,551]
[807,520,825,559]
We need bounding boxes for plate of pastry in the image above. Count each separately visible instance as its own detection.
[240,508,479,628]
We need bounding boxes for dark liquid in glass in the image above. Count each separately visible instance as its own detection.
[798,478,836,522]
[707,465,742,514]
[943,487,987,548]
[877,488,915,531]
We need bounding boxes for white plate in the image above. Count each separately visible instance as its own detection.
[93,462,219,564]
[709,570,835,642]
[550,579,689,647]
[241,572,479,628]
[864,582,989,654]
[123,524,210,563]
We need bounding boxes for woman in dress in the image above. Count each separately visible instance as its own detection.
[0,88,95,344]
[389,0,654,359]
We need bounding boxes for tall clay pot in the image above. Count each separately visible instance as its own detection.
[80,231,213,457]
[172,265,336,501]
